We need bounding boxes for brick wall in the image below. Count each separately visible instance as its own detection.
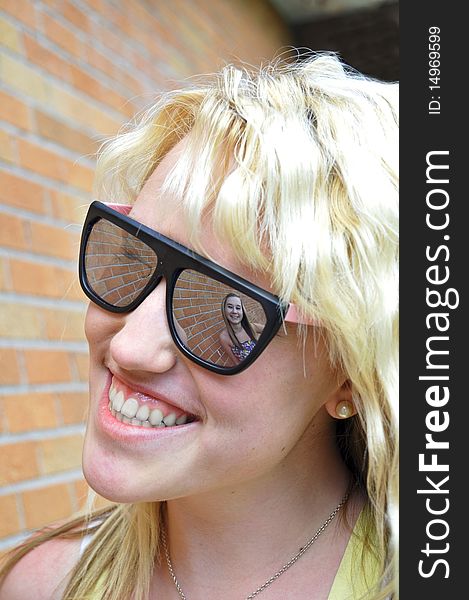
[0,0,290,551]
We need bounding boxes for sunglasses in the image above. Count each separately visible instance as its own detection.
[79,201,308,375]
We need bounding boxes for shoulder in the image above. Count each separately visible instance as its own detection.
[0,533,82,600]
[219,328,230,344]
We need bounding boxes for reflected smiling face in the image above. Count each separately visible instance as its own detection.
[224,295,243,325]
[82,138,346,504]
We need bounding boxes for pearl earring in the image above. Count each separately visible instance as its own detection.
[335,400,354,419]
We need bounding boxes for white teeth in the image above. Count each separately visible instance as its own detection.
[109,387,192,428]
[135,404,150,421]
[149,408,164,426]
[163,413,176,427]
[112,391,125,412]
[121,398,139,418]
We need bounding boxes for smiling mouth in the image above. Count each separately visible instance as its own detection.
[108,378,197,428]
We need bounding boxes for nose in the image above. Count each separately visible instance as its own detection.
[109,279,177,374]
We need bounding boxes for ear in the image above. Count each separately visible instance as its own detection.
[324,380,357,420]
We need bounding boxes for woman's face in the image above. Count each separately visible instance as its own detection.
[224,296,243,325]
[82,140,343,503]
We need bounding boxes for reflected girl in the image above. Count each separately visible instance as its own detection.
[219,293,258,364]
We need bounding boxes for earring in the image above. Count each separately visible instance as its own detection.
[335,400,354,419]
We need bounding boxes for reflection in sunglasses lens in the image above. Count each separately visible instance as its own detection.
[85,219,157,308]
[173,270,267,368]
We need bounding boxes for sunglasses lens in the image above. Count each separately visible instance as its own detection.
[173,269,268,368]
[84,218,158,308]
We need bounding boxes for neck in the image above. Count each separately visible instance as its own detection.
[162,419,356,597]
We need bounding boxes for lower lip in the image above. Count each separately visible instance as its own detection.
[96,372,200,444]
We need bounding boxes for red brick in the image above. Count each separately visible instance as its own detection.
[69,63,131,115]
[66,277,88,302]
[35,110,97,156]
[17,139,66,182]
[73,478,89,509]
[2,393,59,433]
[120,71,148,98]
[9,259,78,299]
[58,392,88,425]
[71,353,89,382]
[92,20,128,58]
[0,212,27,250]
[0,348,21,385]
[0,257,6,291]
[84,46,119,81]
[0,91,32,131]
[0,302,42,339]
[23,349,72,384]
[42,13,83,59]
[61,1,91,32]
[49,190,89,224]
[23,34,71,81]
[42,307,87,341]
[22,483,73,529]
[0,13,22,53]
[0,0,38,29]
[0,495,21,537]
[66,160,95,193]
[39,435,83,474]
[0,441,39,485]
[0,170,46,214]
[29,221,79,261]
[0,130,16,164]
[82,0,108,17]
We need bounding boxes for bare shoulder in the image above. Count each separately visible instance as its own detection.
[0,535,82,600]
[219,328,229,344]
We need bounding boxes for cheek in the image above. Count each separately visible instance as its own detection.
[85,303,118,354]
[197,340,332,450]
[85,303,105,344]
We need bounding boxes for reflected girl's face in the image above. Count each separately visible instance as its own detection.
[82,139,344,503]
[224,296,243,325]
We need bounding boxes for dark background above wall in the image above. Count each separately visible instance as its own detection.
[270,0,399,81]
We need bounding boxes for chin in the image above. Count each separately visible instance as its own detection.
[81,433,146,503]
[82,440,128,503]
[81,433,195,504]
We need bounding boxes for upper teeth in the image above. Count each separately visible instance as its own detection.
[109,385,189,428]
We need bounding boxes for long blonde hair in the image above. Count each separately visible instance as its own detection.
[0,53,398,599]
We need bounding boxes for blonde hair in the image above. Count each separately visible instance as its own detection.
[0,53,398,599]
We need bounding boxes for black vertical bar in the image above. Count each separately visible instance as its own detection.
[400,3,464,597]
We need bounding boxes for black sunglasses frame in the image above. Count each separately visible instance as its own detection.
[79,201,290,375]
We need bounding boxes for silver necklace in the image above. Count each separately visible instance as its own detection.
[161,493,349,600]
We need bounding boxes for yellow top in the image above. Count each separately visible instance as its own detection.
[328,509,380,599]
[89,510,379,599]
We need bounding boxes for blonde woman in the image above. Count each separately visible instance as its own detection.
[0,53,398,599]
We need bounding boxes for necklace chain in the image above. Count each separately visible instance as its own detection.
[161,493,349,600]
